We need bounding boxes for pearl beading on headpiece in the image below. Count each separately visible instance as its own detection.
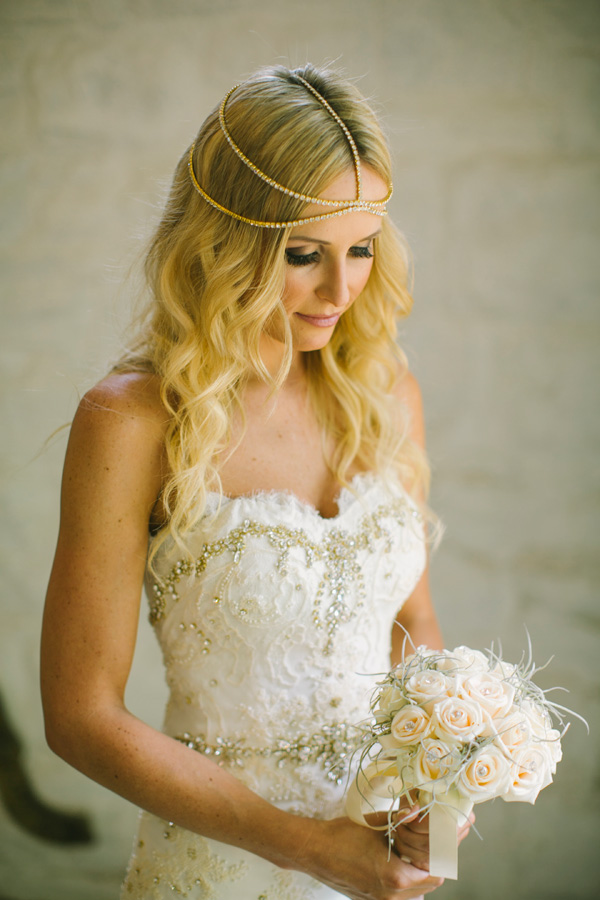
[188,76,393,229]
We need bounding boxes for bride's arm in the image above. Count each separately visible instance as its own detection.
[41,374,443,900]
[391,371,443,661]
[393,567,443,663]
[386,372,473,872]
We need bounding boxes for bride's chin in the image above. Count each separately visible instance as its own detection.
[292,333,336,354]
[260,316,339,357]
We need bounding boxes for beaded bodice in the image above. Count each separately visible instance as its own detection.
[146,473,426,818]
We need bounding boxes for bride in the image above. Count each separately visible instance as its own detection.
[41,64,471,899]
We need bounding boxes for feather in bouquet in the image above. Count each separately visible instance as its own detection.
[346,641,585,879]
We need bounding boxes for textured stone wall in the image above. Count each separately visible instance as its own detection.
[1,1,598,897]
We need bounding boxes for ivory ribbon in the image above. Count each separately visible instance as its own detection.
[346,773,473,880]
[345,759,405,828]
[420,789,473,879]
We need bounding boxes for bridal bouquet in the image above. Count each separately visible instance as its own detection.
[346,642,583,878]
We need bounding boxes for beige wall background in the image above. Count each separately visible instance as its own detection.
[1,0,598,898]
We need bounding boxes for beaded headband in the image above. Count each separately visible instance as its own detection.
[188,75,393,229]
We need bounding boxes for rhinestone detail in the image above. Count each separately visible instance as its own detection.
[149,499,419,653]
[176,722,360,785]
[188,77,393,229]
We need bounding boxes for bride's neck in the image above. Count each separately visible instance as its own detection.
[247,335,306,388]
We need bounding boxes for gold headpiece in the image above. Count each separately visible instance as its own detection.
[188,75,393,229]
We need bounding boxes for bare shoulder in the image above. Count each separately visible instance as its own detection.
[64,371,169,524]
[74,371,169,456]
[79,370,167,426]
[390,367,426,448]
[392,368,423,412]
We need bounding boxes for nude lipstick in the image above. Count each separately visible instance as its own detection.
[295,313,341,327]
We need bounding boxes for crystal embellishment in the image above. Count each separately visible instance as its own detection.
[149,499,420,654]
[175,722,360,785]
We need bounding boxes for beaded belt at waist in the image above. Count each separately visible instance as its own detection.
[175,722,361,785]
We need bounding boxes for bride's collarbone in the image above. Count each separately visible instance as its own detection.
[150,460,361,526]
[220,407,331,500]
[216,450,365,520]
[152,396,358,522]
[218,463,340,516]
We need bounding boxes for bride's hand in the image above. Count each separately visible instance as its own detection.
[390,803,475,872]
[294,814,444,900]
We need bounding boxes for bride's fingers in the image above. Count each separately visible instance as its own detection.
[393,821,428,846]
[392,804,423,827]
[400,807,475,836]
[391,827,430,870]
[390,806,428,866]
[394,808,430,836]
[402,816,429,835]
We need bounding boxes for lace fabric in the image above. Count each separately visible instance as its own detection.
[121,474,427,898]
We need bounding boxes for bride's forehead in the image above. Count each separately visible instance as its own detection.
[284,165,387,244]
[286,213,382,246]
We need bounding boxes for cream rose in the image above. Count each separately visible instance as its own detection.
[457,745,512,802]
[491,659,517,679]
[404,670,454,714]
[520,705,563,772]
[413,738,457,790]
[390,705,432,747]
[431,696,487,744]
[493,711,532,755]
[401,646,439,667]
[377,683,409,716]
[459,672,515,719]
[436,646,490,675]
[543,729,563,772]
[504,745,553,803]
[521,700,553,738]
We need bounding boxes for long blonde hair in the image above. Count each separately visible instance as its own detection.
[116,63,434,558]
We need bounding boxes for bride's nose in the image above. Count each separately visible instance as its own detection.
[316,259,350,308]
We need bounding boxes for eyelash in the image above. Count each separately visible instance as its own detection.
[284,245,374,267]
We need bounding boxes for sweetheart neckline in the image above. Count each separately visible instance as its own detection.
[206,471,382,523]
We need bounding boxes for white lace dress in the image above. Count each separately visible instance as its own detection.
[120,473,426,899]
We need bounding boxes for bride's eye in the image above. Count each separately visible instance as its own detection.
[349,245,374,259]
[285,249,320,267]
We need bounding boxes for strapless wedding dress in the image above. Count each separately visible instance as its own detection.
[121,473,426,899]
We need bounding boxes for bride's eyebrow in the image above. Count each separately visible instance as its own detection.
[286,229,382,245]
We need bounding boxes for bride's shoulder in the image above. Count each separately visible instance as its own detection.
[390,367,425,449]
[57,373,169,529]
[72,371,169,457]
[80,371,167,425]
[392,368,422,409]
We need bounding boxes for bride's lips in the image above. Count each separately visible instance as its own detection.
[295,312,341,328]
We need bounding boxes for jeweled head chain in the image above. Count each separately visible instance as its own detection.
[188,75,393,229]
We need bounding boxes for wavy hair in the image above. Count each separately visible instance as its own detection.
[115,63,436,560]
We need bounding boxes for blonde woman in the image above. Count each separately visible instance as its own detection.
[41,64,470,899]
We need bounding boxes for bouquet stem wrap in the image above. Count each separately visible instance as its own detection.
[346,773,472,879]
[422,790,473,879]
